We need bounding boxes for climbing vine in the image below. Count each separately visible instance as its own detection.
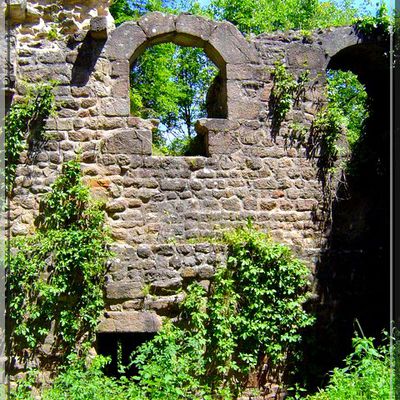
[8,159,112,360]
[12,223,314,399]
[5,82,57,194]
[128,222,315,399]
[269,61,309,134]
[310,70,369,172]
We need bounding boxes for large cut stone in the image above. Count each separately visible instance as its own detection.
[104,21,147,61]
[7,0,27,24]
[90,16,109,40]
[98,311,162,332]
[206,21,259,66]
[138,12,176,39]
[105,281,144,300]
[175,13,214,42]
[101,129,152,155]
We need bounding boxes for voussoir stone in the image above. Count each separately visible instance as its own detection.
[138,11,176,39]
[175,13,214,42]
[104,21,147,61]
[207,21,259,66]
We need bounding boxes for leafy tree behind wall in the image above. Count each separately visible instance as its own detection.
[110,0,217,155]
[209,0,360,35]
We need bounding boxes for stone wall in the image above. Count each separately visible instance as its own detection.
[6,2,390,390]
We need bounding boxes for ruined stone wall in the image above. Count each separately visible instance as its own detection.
[6,2,389,370]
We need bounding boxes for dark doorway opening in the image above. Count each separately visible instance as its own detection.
[97,332,156,378]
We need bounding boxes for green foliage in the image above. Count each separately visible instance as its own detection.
[311,70,369,170]
[132,291,211,399]
[5,82,57,194]
[110,0,142,25]
[270,62,309,130]
[132,223,314,398]
[304,335,390,400]
[13,224,313,399]
[40,356,130,400]
[326,70,369,150]
[10,370,37,400]
[395,328,400,400]
[8,159,112,359]
[354,3,392,36]
[47,24,61,41]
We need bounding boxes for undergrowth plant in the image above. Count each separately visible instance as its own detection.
[5,82,57,194]
[8,159,112,361]
[304,335,390,400]
[11,223,314,399]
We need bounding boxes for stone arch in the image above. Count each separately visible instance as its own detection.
[103,12,260,121]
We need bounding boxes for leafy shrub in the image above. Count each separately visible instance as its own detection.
[8,159,112,359]
[41,356,129,400]
[310,69,369,173]
[304,335,390,400]
[131,223,314,398]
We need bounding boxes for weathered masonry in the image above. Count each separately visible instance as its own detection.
[6,0,390,384]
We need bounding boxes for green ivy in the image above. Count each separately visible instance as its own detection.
[8,159,112,360]
[12,223,313,399]
[270,62,309,132]
[311,70,369,172]
[5,82,57,194]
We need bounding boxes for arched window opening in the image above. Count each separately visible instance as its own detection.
[299,42,390,389]
[325,68,370,160]
[130,43,224,156]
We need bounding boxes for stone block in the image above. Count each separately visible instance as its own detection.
[206,21,259,67]
[160,179,187,192]
[100,98,130,117]
[104,21,147,61]
[176,13,214,42]
[98,311,162,333]
[101,129,152,155]
[207,131,240,155]
[106,281,144,300]
[286,43,326,69]
[138,12,176,39]
[228,100,261,120]
[150,277,183,295]
[90,16,108,40]
[7,0,27,24]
